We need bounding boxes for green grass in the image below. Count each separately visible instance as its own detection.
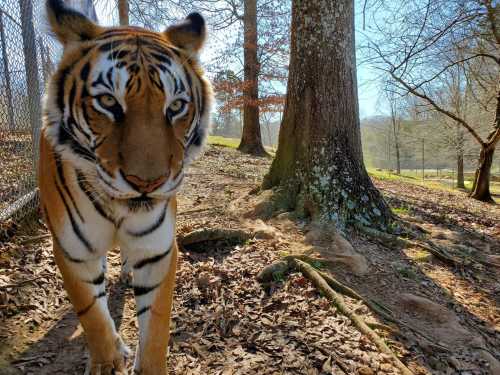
[207,135,277,154]
[368,168,500,196]
[208,135,240,149]
[392,206,410,215]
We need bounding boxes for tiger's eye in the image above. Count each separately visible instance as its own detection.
[169,99,184,112]
[98,94,117,108]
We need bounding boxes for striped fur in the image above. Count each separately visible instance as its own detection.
[40,1,212,374]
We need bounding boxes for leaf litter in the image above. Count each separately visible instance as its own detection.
[0,145,499,374]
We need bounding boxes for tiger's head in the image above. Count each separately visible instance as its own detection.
[43,0,212,203]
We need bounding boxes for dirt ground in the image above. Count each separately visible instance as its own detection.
[0,145,499,374]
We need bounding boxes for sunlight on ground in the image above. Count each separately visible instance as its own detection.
[208,135,276,154]
[368,168,500,195]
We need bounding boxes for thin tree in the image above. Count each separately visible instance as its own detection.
[118,0,129,26]
[238,0,266,155]
[263,0,391,228]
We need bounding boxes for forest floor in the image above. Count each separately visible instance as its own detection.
[0,144,499,375]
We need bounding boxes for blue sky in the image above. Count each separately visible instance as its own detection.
[92,1,385,119]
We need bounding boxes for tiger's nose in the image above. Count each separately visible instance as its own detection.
[124,174,168,194]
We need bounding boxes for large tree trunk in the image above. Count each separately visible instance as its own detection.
[263,0,391,228]
[118,0,129,26]
[470,143,497,202]
[470,96,500,203]
[238,0,267,156]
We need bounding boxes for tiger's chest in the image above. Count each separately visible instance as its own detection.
[46,162,176,262]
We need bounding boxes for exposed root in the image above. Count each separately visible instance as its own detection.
[259,256,451,353]
[179,228,252,247]
[290,258,414,375]
[355,224,463,266]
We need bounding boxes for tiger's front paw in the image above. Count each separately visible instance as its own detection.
[84,336,131,375]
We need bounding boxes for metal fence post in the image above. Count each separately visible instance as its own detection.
[0,11,15,132]
[19,0,41,175]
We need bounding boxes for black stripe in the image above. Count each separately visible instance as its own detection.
[80,62,90,81]
[151,52,171,65]
[58,125,96,162]
[54,155,85,223]
[137,306,151,317]
[183,66,192,88]
[57,67,71,113]
[133,284,160,297]
[43,207,85,264]
[75,170,115,225]
[133,247,172,270]
[54,175,95,253]
[77,298,96,316]
[108,50,129,61]
[92,73,112,91]
[96,291,106,299]
[98,39,127,52]
[76,292,106,317]
[89,273,105,285]
[106,67,115,89]
[96,169,121,192]
[126,203,167,237]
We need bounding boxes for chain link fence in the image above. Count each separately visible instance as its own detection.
[0,0,59,223]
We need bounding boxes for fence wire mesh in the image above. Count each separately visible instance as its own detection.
[0,0,59,223]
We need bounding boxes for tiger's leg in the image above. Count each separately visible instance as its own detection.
[53,244,130,374]
[130,244,178,375]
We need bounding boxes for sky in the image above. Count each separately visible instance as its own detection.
[90,1,385,119]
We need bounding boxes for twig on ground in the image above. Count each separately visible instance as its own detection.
[0,274,48,290]
[20,234,51,245]
[179,228,253,247]
[290,258,414,375]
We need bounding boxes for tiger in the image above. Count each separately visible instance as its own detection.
[39,1,212,373]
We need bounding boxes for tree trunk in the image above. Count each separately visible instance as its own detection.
[455,123,465,188]
[456,151,465,189]
[20,0,42,170]
[118,0,129,26]
[395,143,401,175]
[263,0,391,229]
[470,143,496,202]
[238,0,267,156]
[470,95,500,203]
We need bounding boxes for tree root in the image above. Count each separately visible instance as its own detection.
[290,258,414,375]
[258,256,450,353]
[179,228,253,247]
[355,224,464,266]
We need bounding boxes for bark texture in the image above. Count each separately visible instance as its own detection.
[238,0,267,156]
[470,95,500,203]
[263,0,391,228]
[118,0,129,26]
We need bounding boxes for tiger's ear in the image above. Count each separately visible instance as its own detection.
[46,0,103,45]
[165,13,207,55]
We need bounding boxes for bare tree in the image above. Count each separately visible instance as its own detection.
[364,0,499,202]
[124,0,289,156]
[264,0,391,228]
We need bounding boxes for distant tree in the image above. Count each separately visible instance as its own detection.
[124,0,290,156]
[264,0,391,228]
[383,83,404,174]
[364,0,499,202]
